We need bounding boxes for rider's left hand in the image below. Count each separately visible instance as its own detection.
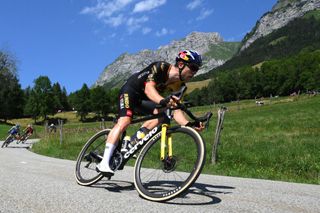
[194,122,205,132]
[186,121,205,132]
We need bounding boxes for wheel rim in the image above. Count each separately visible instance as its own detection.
[135,128,204,200]
[76,131,108,184]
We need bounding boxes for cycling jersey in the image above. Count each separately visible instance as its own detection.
[8,127,19,135]
[25,127,33,134]
[118,61,185,118]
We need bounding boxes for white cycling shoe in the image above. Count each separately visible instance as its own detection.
[96,163,114,176]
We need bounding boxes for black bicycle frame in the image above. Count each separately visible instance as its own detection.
[116,108,173,168]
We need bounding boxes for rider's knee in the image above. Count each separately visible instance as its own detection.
[116,116,132,132]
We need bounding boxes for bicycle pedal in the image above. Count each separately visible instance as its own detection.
[101,172,114,178]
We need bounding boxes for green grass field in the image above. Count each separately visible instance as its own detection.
[186,79,211,94]
[2,95,319,184]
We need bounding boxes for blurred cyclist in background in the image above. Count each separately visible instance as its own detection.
[8,124,21,140]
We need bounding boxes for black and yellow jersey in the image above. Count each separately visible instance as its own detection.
[124,61,184,95]
[118,61,185,118]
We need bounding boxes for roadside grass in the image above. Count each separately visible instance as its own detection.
[201,95,320,184]
[0,124,10,139]
[4,94,320,184]
[186,79,211,94]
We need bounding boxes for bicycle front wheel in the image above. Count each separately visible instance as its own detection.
[2,136,12,148]
[75,129,110,186]
[134,126,206,202]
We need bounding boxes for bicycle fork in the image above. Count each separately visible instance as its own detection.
[160,124,173,160]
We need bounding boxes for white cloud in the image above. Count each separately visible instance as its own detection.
[186,0,203,10]
[127,16,149,34]
[133,0,166,13]
[155,28,174,37]
[142,27,152,34]
[104,14,125,27]
[81,0,133,18]
[196,8,213,20]
[81,0,168,36]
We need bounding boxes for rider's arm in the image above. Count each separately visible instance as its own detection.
[174,109,205,131]
[173,109,189,126]
[144,82,164,104]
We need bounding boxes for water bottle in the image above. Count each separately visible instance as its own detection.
[121,135,131,153]
[130,127,148,146]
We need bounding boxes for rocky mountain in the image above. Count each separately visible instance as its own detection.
[241,0,320,51]
[95,32,239,89]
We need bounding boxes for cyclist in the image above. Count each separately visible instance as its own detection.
[20,124,34,143]
[8,124,21,140]
[97,50,205,175]
[49,123,56,133]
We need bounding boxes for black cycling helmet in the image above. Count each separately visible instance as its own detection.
[176,50,203,68]
[176,50,202,81]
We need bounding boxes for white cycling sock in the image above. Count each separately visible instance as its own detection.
[101,143,116,167]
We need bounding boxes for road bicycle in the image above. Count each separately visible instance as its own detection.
[75,86,213,202]
[16,132,32,144]
[1,134,19,148]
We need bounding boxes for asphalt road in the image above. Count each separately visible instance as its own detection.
[0,139,319,213]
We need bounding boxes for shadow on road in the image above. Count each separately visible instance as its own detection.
[1,144,32,149]
[90,179,234,205]
[0,141,36,149]
[91,180,135,192]
[164,182,234,205]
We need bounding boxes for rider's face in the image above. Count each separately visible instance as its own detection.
[182,66,196,82]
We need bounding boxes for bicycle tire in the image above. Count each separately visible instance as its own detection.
[134,126,206,202]
[2,136,12,148]
[75,129,110,186]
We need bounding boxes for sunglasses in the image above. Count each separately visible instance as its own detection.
[187,63,199,73]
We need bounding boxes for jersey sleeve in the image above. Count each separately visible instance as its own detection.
[146,64,158,83]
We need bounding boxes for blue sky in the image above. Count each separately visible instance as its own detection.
[0,0,277,93]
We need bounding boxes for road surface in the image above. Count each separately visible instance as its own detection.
[0,140,319,213]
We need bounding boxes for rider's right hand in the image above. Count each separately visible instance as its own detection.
[160,95,179,108]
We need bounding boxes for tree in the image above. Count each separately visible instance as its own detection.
[74,84,91,121]
[0,50,24,122]
[52,82,63,111]
[61,87,70,111]
[24,89,40,123]
[90,86,110,118]
[24,76,55,121]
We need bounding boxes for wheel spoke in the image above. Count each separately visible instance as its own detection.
[75,129,109,186]
[134,127,205,201]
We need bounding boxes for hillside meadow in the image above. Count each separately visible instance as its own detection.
[1,94,319,184]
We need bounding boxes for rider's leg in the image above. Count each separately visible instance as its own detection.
[127,108,162,148]
[97,116,131,174]
[141,108,162,129]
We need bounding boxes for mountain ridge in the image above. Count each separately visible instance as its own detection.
[241,0,320,51]
[94,32,239,89]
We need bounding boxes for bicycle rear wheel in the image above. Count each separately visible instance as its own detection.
[75,129,110,186]
[134,126,206,202]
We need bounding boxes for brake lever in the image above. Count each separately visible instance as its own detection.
[171,85,187,99]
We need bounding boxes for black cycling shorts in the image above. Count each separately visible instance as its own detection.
[118,84,156,118]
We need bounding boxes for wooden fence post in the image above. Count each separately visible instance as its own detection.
[44,121,48,134]
[101,118,105,129]
[58,119,63,145]
[211,106,227,165]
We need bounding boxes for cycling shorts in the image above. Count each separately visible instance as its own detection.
[118,84,156,118]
